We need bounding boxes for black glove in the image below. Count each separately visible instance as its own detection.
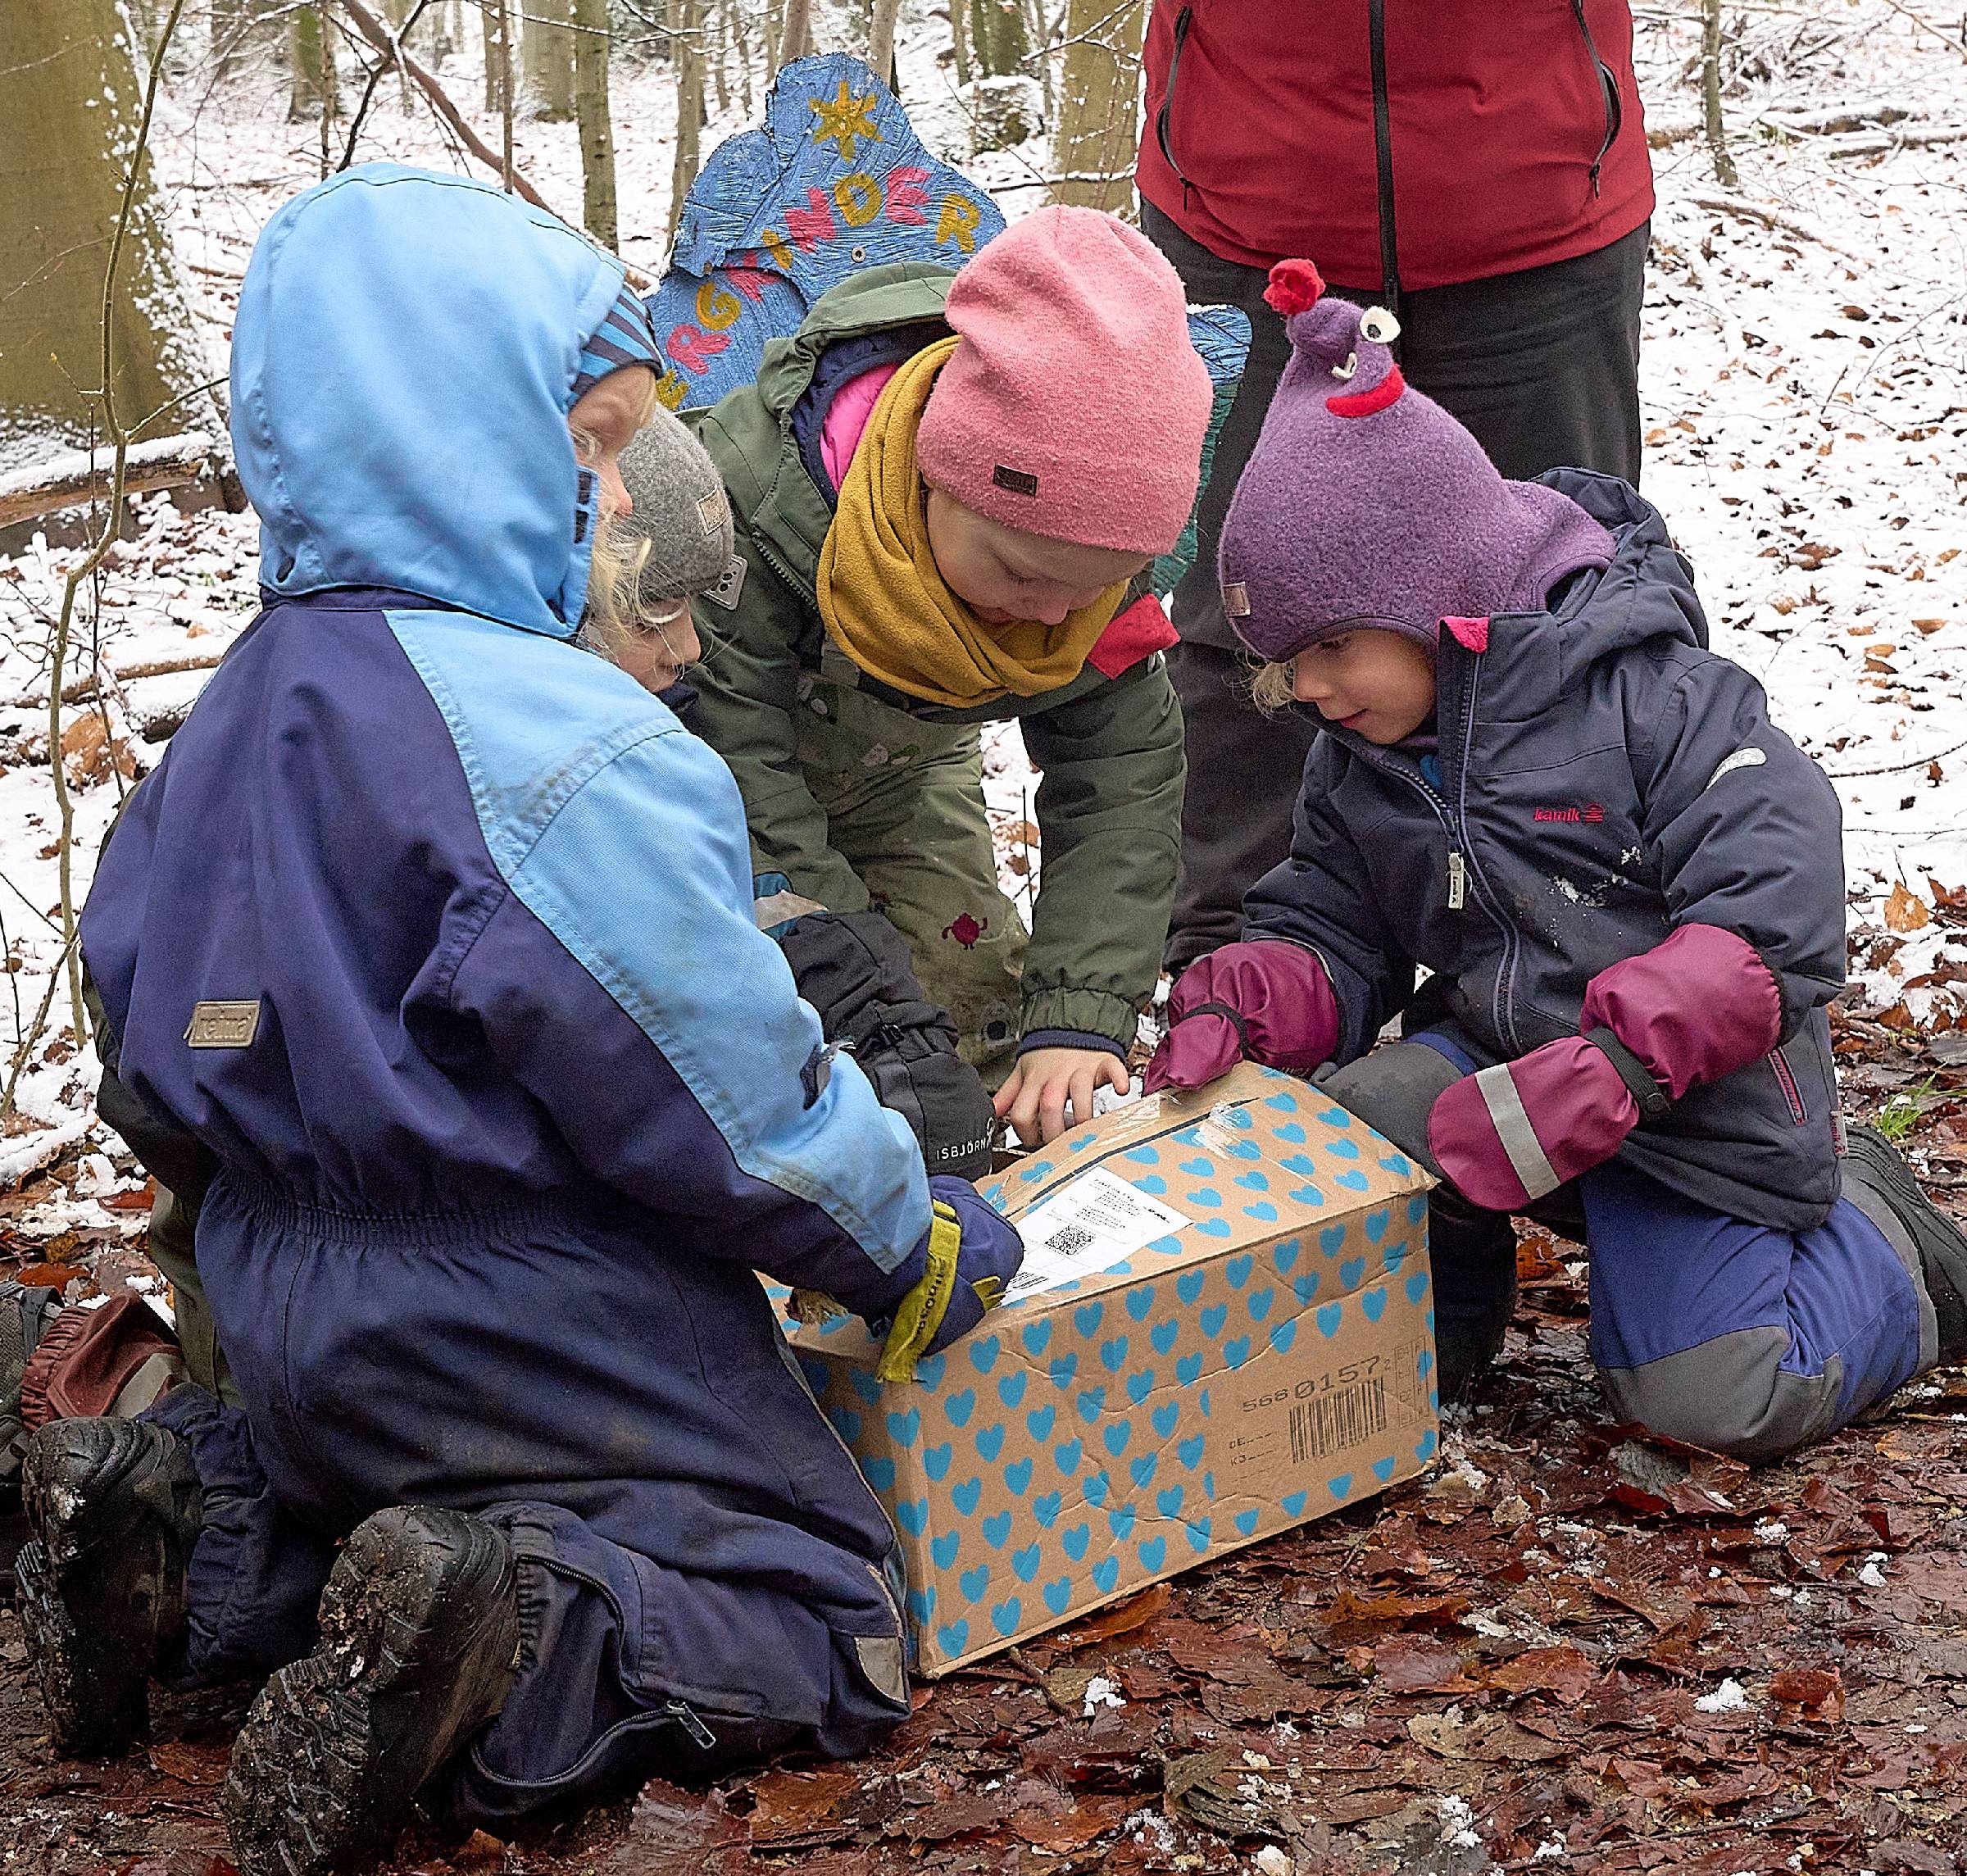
[779,911,995,1181]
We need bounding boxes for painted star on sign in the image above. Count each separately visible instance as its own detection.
[809,79,883,162]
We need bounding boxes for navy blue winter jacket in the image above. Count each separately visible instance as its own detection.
[1246,471,1847,1232]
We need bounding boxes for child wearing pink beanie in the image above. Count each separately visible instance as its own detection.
[684,207,1214,1149]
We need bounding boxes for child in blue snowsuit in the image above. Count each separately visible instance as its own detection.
[1147,262,1967,1461]
[20,166,1020,1876]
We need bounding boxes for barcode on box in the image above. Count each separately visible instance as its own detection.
[1043,1224,1097,1256]
[1289,1379,1388,1462]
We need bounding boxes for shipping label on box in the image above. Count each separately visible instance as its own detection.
[779,1064,1439,1676]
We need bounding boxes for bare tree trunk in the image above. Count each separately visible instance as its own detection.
[1701,0,1740,190]
[495,0,516,186]
[731,0,754,112]
[211,0,253,76]
[290,3,335,120]
[667,0,704,241]
[779,0,812,65]
[0,0,213,451]
[525,0,576,119]
[711,0,733,112]
[1049,0,1144,209]
[868,0,901,84]
[949,0,972,86]
[481,0,502,110]
[574,0,620,247]
[969,0,1028,75]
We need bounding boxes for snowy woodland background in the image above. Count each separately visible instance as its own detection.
[2,0,1967,1201]
[5,5,1967,1871]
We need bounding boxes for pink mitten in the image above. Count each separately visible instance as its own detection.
[1429,924,1784,1212]
[1426,1035,1640,1212]
[1580,923,1780,1097]
[1144,941,1341,1094]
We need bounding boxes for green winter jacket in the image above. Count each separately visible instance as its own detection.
[685,264,1186,1054]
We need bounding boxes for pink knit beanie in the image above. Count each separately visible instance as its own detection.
[1220,261,1617,663]
[916,207,1212,556]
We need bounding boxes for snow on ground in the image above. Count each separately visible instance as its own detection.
[2,1,1964,1200]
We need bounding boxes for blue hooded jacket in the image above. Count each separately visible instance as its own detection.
[84,164,930,1287]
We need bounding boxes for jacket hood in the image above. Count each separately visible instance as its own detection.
[1464,469,1708,723]
[230,164,634,638]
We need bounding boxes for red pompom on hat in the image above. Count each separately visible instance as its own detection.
[1262,258,1324,317]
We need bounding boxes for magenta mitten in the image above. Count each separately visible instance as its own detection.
[1427,1037,1641,1212]
[1580,923,1781,1097]
[1144,942,1341,1094]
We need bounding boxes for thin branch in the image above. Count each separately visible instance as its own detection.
[1683,192,1861,262]
[1872,0,1967,63]
[339,0,438,168]
[33,0,194,1066]
[13,652,229,713]
[1824,734,1967,780]
[335,0,559,216]
[2,933,81,1121]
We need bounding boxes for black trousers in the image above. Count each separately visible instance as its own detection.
[1142,204,1650,974]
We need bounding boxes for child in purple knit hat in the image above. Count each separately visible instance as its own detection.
[1147,260,1967,1463]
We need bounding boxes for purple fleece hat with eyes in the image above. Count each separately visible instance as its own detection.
[1218,261,1617,663]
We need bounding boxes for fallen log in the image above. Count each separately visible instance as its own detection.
[0,432,217,531]
[11,652,226,712]
[1648,100,1915,148]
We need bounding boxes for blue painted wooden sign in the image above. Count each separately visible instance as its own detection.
[647,54,1006,413]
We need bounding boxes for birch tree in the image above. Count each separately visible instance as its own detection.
[0,0,213,457]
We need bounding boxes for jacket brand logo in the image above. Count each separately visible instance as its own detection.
[992,465,1039,497]
[185,1000,261,1049]
[1533,804,1604,824]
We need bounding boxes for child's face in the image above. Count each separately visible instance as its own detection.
[924,487,1148,627]
[609,597,702,695]
[1288,629,1437,744]
[569,366,657,520]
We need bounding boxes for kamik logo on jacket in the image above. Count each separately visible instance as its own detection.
[1533,803,1605,825]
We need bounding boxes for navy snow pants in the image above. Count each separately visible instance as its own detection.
[144,1176,911,1827]
[1320,1036,1933,1461]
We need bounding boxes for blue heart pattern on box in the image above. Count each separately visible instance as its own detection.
[795,1083,1436,1661]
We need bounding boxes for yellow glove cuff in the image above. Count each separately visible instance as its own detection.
[876,1199,963,1385]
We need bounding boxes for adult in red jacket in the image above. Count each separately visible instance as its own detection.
[1141,0,1655,974]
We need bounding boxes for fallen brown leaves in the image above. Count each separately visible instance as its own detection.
[2,1029,1965,1876]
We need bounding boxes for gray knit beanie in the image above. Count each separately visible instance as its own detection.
[616,406,737,605]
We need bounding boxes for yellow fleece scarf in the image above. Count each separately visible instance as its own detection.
[815,338,1126,710]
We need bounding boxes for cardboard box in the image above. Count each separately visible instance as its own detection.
[781,1063,1440,1676]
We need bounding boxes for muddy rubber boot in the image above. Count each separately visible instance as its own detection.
[222,1505,520,1876]
[16,1415,200,1756]
[1843,1123,1967,1365]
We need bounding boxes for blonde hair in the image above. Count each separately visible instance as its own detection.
[1248,656,1297,716]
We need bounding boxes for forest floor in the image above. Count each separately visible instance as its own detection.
[1,997,1964,1876]
[4,1,1967,1871]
